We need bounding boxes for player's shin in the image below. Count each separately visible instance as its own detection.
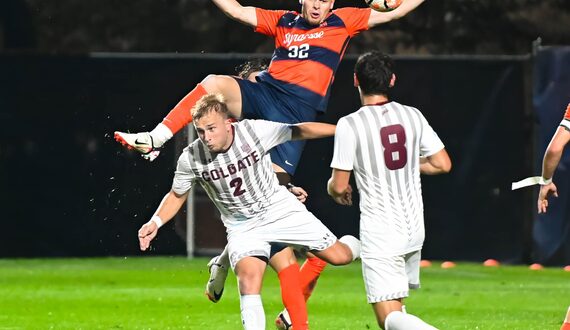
[239,294,266,330]
[158,83,207,141]
[278,264,309,330]
[384,311,438,330]
[299,256,327,301]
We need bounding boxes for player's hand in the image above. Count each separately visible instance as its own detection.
[138,221,159,251]
[537,182,558,214]
[288,185,308,203]
[333,184,353,206]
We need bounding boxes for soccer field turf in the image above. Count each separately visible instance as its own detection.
[0,257,568,329]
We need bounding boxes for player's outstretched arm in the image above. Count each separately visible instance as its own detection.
[211,0,257,27]
[368,0,425,28]
[541,126,570,183]
[290,122,336,140]
[420,148,451,175]
[138,190,189,251]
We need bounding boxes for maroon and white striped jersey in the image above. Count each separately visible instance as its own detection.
[330,101,444,256]
[172,119,299,231]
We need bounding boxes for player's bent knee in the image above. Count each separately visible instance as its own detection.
[315,248,352,266]
[201,74,226,92]
[236,272,263,295]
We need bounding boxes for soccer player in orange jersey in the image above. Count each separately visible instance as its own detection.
[115,0,426,179]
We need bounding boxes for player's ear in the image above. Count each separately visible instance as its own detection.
[389,74,396,88]
[353,73,359,88]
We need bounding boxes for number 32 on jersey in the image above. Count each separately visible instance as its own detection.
[288,43,309,59]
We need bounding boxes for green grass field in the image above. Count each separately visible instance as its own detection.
[0,257,568,329]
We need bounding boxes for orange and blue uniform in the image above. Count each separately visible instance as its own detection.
[236,7,371,175]
[255,7,371,112]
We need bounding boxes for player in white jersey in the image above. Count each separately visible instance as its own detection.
[328,51,451,330]
[137,93,361,330]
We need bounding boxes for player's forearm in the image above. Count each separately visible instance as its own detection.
[542,127,570,180]
[389,0,425,19]
[541,149,562,180]
[420,150,451,175]
[211,0,256,27]
[369,0,425,27]
[291,122,336,140]
[419,161,443,175]
[154,190,189,226]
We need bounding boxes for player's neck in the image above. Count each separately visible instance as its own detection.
[361,94,389,106]
[220,126,235,153]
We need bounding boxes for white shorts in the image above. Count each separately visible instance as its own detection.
[226,209,337,270]
[361,250,421,303]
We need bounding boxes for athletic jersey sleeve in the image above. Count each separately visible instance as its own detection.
[418,111,445,157]
[249,119,292,151]
[172,151,195,195]
[333,7,371,36]
[255,8,288,36]
[330,117,357,170]
[560,103,570,131]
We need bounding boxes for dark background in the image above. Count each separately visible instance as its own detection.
[0,54,535,263]
[2,0,570,54]
[0,0,569,263]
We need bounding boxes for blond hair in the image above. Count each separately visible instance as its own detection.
[191,93,230,121]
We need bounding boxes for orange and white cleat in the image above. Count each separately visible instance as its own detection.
[114,131,160,161]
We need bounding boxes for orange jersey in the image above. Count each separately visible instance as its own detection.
[254,7,371,112]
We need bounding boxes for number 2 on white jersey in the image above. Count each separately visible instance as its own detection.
[229,177,246,197]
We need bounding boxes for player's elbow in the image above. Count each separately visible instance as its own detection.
[546,145,564,158]
[327,178,346,197]
[440,159,452,173]
[433,149,452,174]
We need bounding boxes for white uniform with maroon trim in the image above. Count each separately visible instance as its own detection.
[173,119,336,269]
[330,101,445,303]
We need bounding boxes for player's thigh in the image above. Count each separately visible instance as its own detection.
[258,203,337,253]
[201,74,242,117]
[311,241,352,266]
[404,250,421,289]
[269,139,307,176]
[234,256,268,295]
[226,234,271,270]
[362,254,410,304]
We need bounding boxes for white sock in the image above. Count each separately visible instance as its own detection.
[339,235,361,260]
[218,245,230,267]
[239,294,265,330]
[385,311,438,330]
[149,123,173,147]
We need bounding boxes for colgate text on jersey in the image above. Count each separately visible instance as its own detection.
[201,151,260,181]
